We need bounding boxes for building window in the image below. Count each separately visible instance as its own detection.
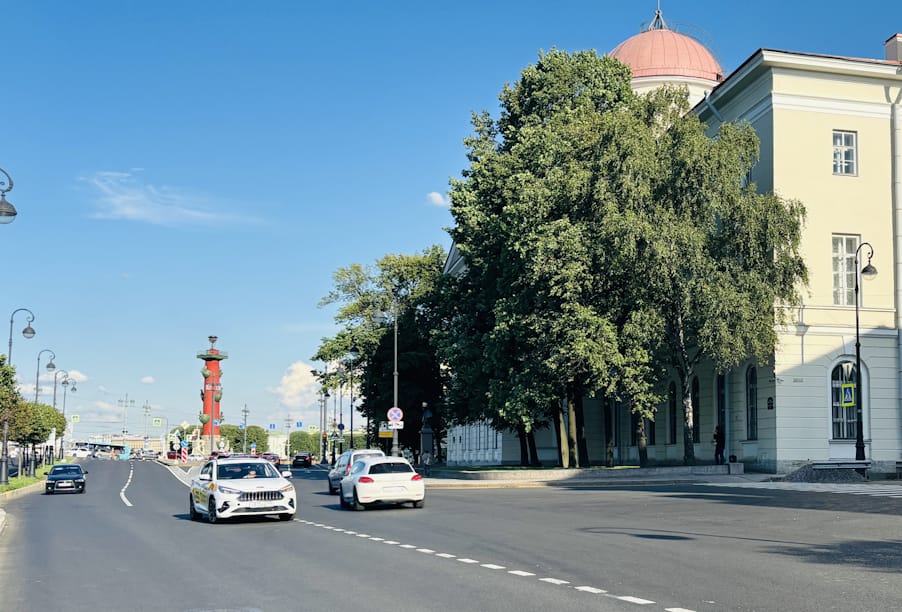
[833,130,857,175]
[833,234,859,306]
[831,362,858,440]
[691,377,700,443]
[668,383,677,445]
[746,366,758,441]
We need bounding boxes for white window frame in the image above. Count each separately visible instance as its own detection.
[832,130,858,176]
[832,234,859,306]
[830,361,857,440]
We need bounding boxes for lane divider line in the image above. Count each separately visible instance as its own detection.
[119,462,135,507]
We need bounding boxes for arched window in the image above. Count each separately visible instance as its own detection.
[691,377,700,442]
[746,366,758,440]
[668,382,677,444]
[831,361,857,440]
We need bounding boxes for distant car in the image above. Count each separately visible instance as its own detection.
[291,452,312,468]
[259,452,281,468]
[188,453,205,462]
[327,448,385,494]
[166,450,179,460]
[339,456,424,510]
[188,457,297,523]
[71,448,90,459]
[45,464,88,494]
[208,451,230,460]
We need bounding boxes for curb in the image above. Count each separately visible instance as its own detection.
[425,478,702,489]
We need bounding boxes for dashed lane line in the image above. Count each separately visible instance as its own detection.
[119,462,135,507]
[295,518,695,611]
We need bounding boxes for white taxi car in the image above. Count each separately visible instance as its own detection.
[339,456,425,510]
[189,457,297,523]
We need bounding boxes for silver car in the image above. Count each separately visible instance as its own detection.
[327,448,385,493]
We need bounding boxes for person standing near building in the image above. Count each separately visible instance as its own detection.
[713,425,725,465]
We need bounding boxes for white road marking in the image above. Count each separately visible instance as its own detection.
[383,540,400,545]
[417,548,436,554]
[575,586,606,594]
[540,578,570,585]
[509,570,535,577]
[369,537,384,541]
[616,596,656,604]
[481,564,505,569]
[457,558,479,564]
[665,608,697,612]
[435,553,456,558]
[119,464,135,507]
[399,544,417,549]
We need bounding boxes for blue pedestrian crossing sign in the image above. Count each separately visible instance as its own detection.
[250,443,257,449]
[296,421,303,429]
[841,383,855,407]
[269,423,276,430]
[238,423,245,430]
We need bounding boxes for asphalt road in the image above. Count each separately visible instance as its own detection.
[1,459,900,612]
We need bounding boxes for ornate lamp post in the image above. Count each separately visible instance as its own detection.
[0,167,17,224]
[854,242,878,464]
[2,308,36,484]
[59,375,77,458]
[30,349,56,475]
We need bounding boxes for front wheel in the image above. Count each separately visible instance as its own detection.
[208,498,218,524]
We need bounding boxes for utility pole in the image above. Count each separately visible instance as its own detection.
[143,401,151,448]
[284,417,292,457]
[118,395,134,436]
[241,404,249,453]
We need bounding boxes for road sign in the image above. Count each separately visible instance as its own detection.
[387,407,403,422]
[338,423,345,431]
[250,443,257,449]
[387,421,404,430]
[213,419,221,426]
[152,417,162,427]
[841,383,855,407]
[329,432,340,441]
[269,423,276,430]
[296,421,303,429]
[180,440,189,448]
[308,425,317,433]
[238,423,245,430]
[71,415,80,423]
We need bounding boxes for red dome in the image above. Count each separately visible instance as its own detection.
[611,29,723,82]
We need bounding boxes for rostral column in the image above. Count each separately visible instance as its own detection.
[197,335,228,441]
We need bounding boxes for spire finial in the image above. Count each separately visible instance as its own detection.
[649,1,668,31]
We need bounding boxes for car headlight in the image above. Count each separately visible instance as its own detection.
[279,484,294,493]
[217,485,242,495]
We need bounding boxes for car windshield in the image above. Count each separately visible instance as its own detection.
[217,462,277,480]
[50,466,83,476]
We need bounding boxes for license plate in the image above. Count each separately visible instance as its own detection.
[383,486,404,494]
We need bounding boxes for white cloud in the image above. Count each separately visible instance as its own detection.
[426,191,450,207]
[141,376,155,384]
[274,361,321,409]
[82,170,260,227]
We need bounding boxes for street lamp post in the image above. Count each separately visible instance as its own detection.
[241,404,249,453]
[854,242,878,465]
[375,303,400,457]
[0,167,17,224]
[52,369,70,459]
[1,308,36,485]
[31,349,56,476]
[59,375,76,458]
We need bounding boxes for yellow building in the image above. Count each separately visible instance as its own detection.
[444,11,902,474]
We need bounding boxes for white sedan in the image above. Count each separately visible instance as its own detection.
[340,456,425,510]
[71,448,91,458]
[189,457,297,523]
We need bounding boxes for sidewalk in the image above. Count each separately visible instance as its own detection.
[419,465,777,489]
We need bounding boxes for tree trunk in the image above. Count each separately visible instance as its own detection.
[566,395,579,468]
[603,398,614,467]
[516,425,529,466]
[682,378,696,465]
[636,410,648,468]
[574,393,589,467]
[555,403,570,468]
[527,429,541,466]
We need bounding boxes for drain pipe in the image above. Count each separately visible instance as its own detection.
[893,101,902,424]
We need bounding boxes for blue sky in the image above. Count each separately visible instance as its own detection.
[3,0,900,441]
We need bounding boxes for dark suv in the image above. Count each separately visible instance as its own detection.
[292,452,313,468]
